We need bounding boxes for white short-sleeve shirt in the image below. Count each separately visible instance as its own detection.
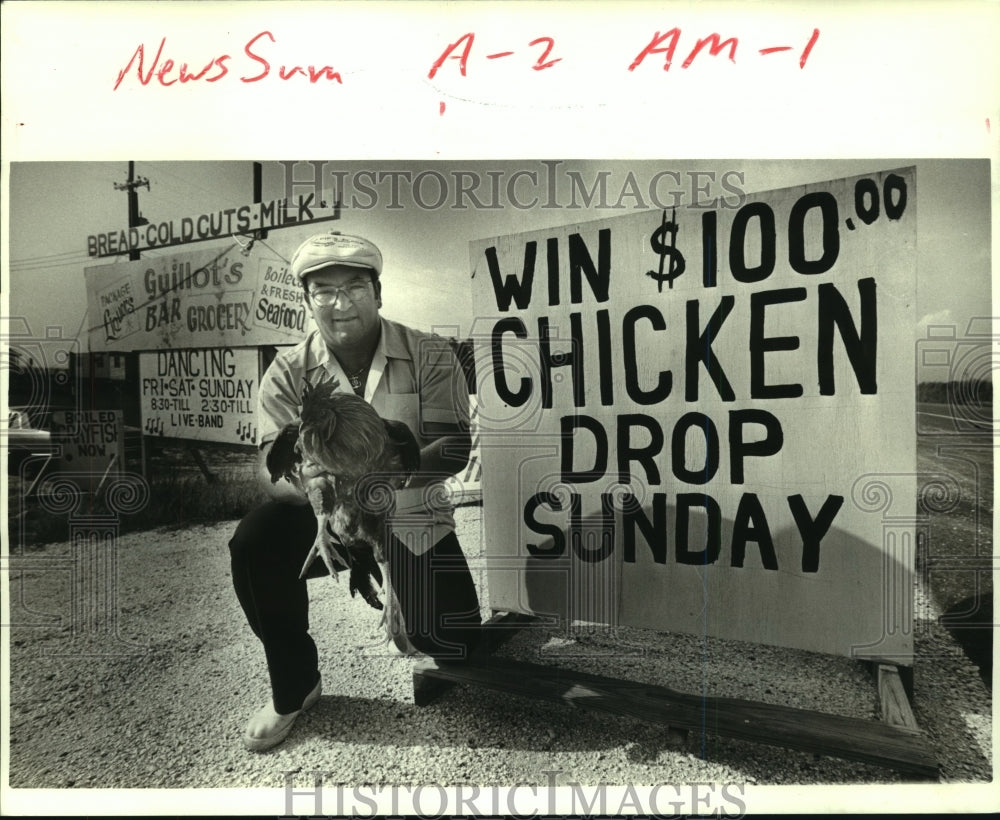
[257,317,471,552]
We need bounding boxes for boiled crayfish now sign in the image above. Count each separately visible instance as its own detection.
[470,168,916,661]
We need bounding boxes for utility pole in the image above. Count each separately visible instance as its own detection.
[253,161,267,241]
[113,161,149,261]
[114,162,217,482]
[112,162,151,476]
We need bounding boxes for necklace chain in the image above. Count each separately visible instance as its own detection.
[346,364,367,391]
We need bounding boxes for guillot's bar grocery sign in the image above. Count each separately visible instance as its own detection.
[85,245,307,351]
[470,168,916,661]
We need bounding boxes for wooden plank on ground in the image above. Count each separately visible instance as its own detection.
[411,612,536,706]
[878,664,919,730]
[413,654,939,778]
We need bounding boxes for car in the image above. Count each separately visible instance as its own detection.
[5,407,54,475]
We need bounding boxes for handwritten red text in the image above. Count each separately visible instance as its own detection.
[629,28,820,71]
[113,31,343,90]
[428,33,563,79]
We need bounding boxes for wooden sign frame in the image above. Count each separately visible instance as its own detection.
[411,613,937,778]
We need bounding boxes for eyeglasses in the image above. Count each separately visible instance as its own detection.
[307,280,372,305]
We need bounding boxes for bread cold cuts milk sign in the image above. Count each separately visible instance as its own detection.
[469,168,916,660]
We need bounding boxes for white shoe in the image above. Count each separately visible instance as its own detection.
[243,678,322,752]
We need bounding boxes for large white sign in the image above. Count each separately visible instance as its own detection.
[139,347,259,445]
[470,168,916,661]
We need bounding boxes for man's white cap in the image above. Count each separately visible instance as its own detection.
[289,231,383,280]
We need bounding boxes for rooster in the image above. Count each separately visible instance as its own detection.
[266,379,421,612]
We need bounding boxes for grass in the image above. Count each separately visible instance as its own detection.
[133,471,270,530]
[7,443,269,548]
[9,474,270,547]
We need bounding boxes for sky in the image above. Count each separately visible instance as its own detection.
[6,158,992,381]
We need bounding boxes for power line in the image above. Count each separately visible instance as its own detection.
[10,248,89,263]
[11,257,95,272]
[255,237,290,264]
[142,161,250,204]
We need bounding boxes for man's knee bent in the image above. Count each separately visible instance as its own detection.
[229,501,315,564]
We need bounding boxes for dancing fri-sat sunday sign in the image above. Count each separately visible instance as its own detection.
[470,168,916,661]
[138,348,260,446]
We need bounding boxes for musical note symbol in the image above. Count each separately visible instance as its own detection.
[646,207,686,292]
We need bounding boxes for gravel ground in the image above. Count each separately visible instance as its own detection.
[4,505,993,808]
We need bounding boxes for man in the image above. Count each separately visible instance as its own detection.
[229,231,482,752]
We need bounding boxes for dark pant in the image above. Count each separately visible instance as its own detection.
[229,501,482,713]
